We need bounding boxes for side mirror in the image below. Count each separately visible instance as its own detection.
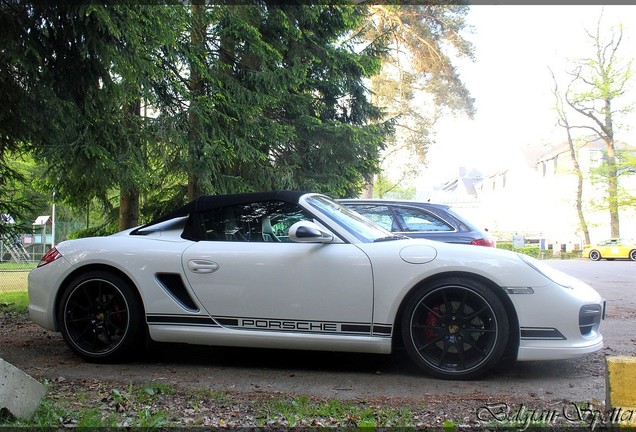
[288,221,334,244]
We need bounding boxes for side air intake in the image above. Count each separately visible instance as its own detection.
[155,273,199,311]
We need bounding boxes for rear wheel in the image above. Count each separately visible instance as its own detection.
[630,250,636,261]
[401,277,509,380]
[589,250,601,261]
[58,271,144,362]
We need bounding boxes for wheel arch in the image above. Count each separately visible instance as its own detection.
[53,264,146,330]
[391,271,520,363]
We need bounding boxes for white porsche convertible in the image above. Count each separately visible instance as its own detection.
[28,191,605,379]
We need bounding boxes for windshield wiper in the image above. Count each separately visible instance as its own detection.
[374,234,409,242]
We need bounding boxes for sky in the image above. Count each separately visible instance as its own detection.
[421,5,636,183]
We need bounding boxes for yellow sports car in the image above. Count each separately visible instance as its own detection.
[582,238,636,261]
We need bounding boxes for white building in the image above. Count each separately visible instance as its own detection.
[417,138,636,249]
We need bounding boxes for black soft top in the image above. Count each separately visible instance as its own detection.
[131,191,306,235]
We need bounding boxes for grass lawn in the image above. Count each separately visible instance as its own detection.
[0,270,31,292]
[0,262,35,293]
[0,261,37,270]
[0,289,29,314]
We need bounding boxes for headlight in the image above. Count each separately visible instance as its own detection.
[517,253,577,289]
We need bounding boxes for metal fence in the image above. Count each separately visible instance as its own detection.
[0,263,37,292]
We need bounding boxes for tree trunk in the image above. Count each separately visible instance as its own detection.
[606,137,620,238]
[119,186,139,230]
[604,99,620,238]
[187,3,206,202]
[566,130,590,245]
[119,98,142,230]
[363,174,374,198]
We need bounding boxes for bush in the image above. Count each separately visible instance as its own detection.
[497,242,542,258]
[497,242,582,260]
[67,224,118,239]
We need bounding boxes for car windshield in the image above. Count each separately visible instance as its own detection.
[305,195,397,243]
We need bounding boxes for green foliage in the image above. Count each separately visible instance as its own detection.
[356,5,474,195]
[258,397,415,427]
[497,242,543,259]
[0,398,69,428]
[169,4,391,199]
[1,3,473,228]
[1,382,172,428]
[588,147,636,210]
[373,172,416,199]
[0,290,29,315]
[67,223,119,240]
[497,242,582,260]
[443,419,458,432]
[564,16,633,238]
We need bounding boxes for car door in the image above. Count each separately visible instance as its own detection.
[616,239,631,258]
[180,200,374,335]
[599,239,618,257]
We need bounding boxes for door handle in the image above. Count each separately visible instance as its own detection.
[187,259,220,274]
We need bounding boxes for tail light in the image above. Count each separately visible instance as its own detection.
[38,247,62,267]
[471,238,496,247]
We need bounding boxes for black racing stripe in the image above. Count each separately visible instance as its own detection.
[520,327,566,340]
[372,325,392,335]
[341,324,371,334]
[216,317,239,326]
[147,315,217,326]
[147,315,392,337]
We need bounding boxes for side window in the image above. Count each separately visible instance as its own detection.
[347,205,395,231]
[197,200,311,242]
[393,207,453,232]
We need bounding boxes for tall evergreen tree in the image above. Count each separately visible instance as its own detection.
[160,3,391,201]
[2,3,391,232]
[1,3,187,229]
[259,4,391,197]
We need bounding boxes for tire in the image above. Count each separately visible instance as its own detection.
[401,277,509,380]
[589,250,601,261]
[58,271,144,363]
[630,250,636,261]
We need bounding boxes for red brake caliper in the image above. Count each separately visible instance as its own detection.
[424,306,441,340]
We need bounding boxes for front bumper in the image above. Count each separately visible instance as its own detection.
[509,279,605,362]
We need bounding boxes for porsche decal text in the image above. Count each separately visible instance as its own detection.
[240,319,338,332]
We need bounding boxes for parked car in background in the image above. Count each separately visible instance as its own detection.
[339,199,495,247]
[582,238,636,261]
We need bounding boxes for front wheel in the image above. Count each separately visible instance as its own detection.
[630,250,636,261]
[401,277,509,380]
[589,250,601,261]
[58,271,144,363]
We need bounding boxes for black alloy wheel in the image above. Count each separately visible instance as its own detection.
[589,250,602,261]
[58,271,143,362]
[401,277,509,380]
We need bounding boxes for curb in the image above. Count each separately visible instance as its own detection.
[606,356,636,427]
